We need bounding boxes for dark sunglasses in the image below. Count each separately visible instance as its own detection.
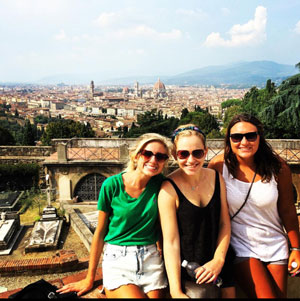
[230,131,258,143]
[140,150,169,162]
[176,149,205,160]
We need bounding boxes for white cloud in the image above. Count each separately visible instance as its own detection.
[93,12,119,27]
[204,6,267,47]
[294,20,300,34]
[54,29,66,40]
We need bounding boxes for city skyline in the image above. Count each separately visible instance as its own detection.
[1,0,300,83]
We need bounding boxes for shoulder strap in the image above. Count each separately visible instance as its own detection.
[215,170,220,196]
[163,178,184,200]
[230,171,257,220]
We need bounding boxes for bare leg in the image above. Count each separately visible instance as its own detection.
[267,263,288,298]
[105,284,147,298]
[146,288,167,298]
[234,258,283,298]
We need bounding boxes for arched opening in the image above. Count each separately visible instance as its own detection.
[73,173,106,202]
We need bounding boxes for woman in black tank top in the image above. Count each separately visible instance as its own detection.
[158,124,233,298]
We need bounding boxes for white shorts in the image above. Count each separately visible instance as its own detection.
[102,243,168,293]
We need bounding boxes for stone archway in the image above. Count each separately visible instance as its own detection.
[73,173,106,202]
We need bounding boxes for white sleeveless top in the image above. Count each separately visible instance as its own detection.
[223,164,289,261]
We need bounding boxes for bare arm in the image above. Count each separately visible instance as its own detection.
[57,210,109,296]
[158,181,188,298]
[277,160,300,274]
[207,154,224,174]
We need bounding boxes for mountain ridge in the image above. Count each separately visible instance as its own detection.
[2,61,298,88]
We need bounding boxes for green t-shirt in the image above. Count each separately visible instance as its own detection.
[97,172,164,245]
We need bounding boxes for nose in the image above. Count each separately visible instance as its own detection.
[240,136,249,144]
[187,153,195,162]
[149,154,157,163]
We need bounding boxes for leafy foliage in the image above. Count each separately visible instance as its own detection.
[259,74,300,138]
[0,126,15,145]
[221,98,242,109]
[0,163,39,191]
[125,109,179,138]
[41,119,95,145]
[22,120,35,146]
[240,79,277,117]
[179,111,220,136]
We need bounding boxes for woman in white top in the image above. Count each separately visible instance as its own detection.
[208,113,300,298]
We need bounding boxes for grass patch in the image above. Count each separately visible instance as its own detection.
[19,190,62,224]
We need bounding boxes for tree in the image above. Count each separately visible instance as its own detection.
[125,109,179,138]
[222,105,244,132]
[180,108,189,119]
[295,62,300,72]
[240,80,277,117]
[0,126,15,145]
[179,111,220,136]
[41,119,95,145]
[260,73,300,138]
[22,120,35,146]
[221,98,242,109]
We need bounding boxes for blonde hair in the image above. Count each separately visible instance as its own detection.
[124,133,171,172]
[171,124,206,157]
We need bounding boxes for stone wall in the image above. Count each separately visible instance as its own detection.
[0,146,53,158]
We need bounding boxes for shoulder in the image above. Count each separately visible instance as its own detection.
[207,154,224,174]
[277,157,292,179]
[159,171,180,196]
[102,173,122,189]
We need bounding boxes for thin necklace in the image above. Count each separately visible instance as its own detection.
[191,184,200,191]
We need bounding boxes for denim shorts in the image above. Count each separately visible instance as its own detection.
[102,243,168,293]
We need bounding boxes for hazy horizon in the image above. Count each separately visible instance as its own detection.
[0,0,299,83]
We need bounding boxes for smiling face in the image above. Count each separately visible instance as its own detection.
[229,121,260,161]
[175,135,207,176]
[135,141,168,177]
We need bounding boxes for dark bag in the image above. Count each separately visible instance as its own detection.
[8,279,78,299]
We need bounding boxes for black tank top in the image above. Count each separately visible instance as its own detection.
[164,171,221,281]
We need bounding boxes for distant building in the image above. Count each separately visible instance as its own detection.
[153,78,167,98]
[90,80,104,99]
[90,80,94,97]
[134,81,141,97]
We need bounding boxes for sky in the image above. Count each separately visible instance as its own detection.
[0,0,300,83]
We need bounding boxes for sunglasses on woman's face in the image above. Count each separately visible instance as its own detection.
[140,149,169,162]
[176,149,205,160]
[230,131,258,143]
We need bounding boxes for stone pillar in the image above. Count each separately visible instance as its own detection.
[119,144,129,162]
[57,143,67,162]
[58,176,71,201]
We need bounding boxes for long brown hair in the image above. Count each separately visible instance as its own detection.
[224,113,281,182]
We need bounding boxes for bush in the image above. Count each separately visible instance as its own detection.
[0,163,40,191]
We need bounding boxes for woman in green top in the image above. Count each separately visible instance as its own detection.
[57,133,171,298]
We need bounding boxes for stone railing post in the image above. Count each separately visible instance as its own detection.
[119,144,129,162]
[57,143,67,162]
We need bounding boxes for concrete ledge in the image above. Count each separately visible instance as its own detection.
[69,210,94,252]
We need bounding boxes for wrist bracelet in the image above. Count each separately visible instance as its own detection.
[290,248,300,251]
